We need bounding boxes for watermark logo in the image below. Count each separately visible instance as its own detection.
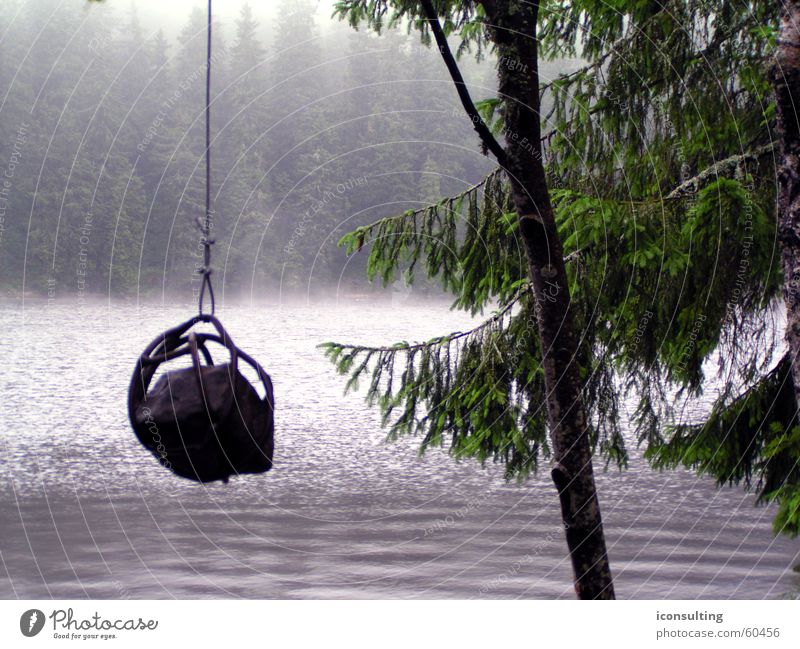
[20,609,45,637]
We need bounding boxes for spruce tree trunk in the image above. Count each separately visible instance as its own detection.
[775,0,800,408]
[482,0,615,599]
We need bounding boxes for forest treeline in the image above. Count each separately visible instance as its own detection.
[0,0,521,299]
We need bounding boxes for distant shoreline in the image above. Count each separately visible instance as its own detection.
[0,286,454,308]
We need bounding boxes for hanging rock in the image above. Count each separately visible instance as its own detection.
[128,315,274,483]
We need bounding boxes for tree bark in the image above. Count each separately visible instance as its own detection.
[775,0,800,409]
[482,0,615,599]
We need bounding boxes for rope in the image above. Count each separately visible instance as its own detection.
[198,0,215,316]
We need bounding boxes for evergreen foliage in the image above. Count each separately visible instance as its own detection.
[327,0,799,534]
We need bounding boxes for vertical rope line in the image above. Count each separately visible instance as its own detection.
[199,0,215,315]
[205,0,211,244]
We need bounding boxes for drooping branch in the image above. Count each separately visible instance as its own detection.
[646,354,798,505]
[419,0,507,165]
[343,169,503,248]
[319,283,558,478]
[323,244,585,357]
[666,143,776,199]
[344,142,775,258]
[539,9,762,95]
[320,284,528,355]
[341,166,522,313]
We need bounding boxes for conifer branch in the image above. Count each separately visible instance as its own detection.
[320,284,529,355]
[540,9,761,96]
[540,51,614,94]
[322,246,584,356]
[345,141,775,249]
[350,168,503,237]
[419,0,508,165]
[666,143,775,200]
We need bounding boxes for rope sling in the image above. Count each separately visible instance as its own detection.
[128,0,275,483]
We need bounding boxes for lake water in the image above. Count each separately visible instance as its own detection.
[1,299,798,599]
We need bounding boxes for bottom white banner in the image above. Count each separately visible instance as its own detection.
[0,600,797,648]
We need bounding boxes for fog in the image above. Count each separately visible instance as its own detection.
[0,0,516,302]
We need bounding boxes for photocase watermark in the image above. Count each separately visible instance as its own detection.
[112,576,134,600]
[420,487,500,538]
[676,313,707,373]
[2,120,28,171]
[452,104,543,162]
[76,210,94,308]
[137,46,228,154]
[284,175,368,255]
[19,609,45,637]
[46,276,57,308]
[506,286,541,367]
[477,522,567,595]
[140,406,171,470]
[724,177,757,323]
[87,31,114,57]
[410,42,530,76]
[604,86,630,113]
[20,607,159,640]
[632,309,655,350]
[0,121,29,248]
[498,54,529,74]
